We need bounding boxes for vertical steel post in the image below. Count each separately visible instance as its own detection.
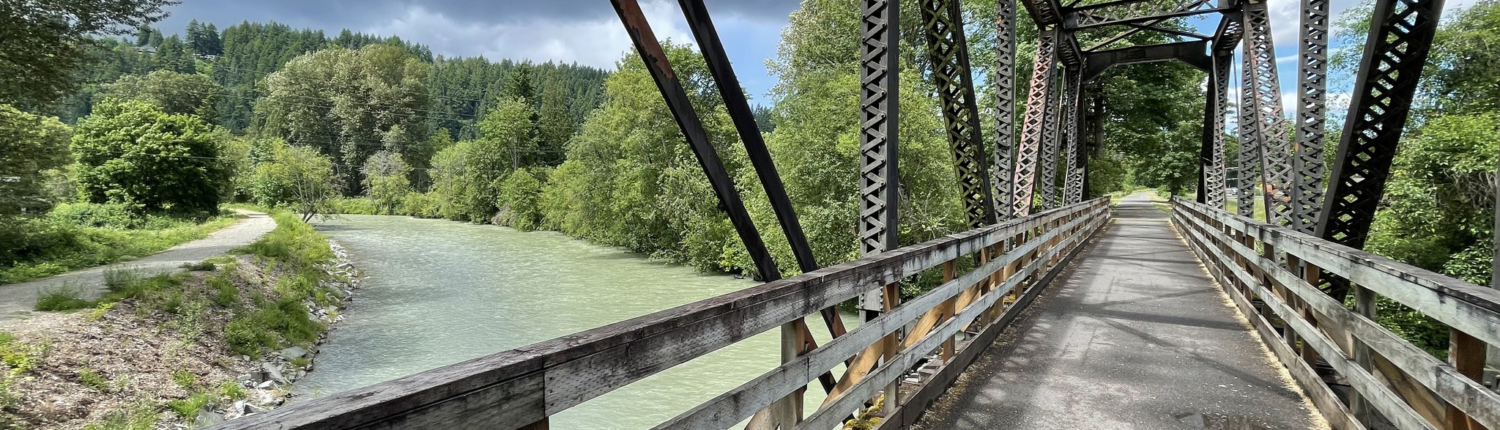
[1291,0,1329,234]
[1015,27,1058,217]
[1038,66,1064,210]
[923,0,996,227]
[1200,51,1230,209]
[1060,67,1084,206]
[1236,39,1260,217]
[1316,0,1446,249]
[859,0,901,316]
[1241,0,1294,226]
[609,0,780,281]
[991,0,1019,220]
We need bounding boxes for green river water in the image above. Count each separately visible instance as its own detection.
[293,215,852,429]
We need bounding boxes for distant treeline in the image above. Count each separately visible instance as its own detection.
[49,20,609,138]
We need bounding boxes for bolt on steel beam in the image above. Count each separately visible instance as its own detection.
[923,0,996,227]
[1316,0,1446,249]
[1291,0,1329,234]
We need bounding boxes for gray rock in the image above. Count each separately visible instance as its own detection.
[262,362,289,384]
[194,410,225,426]
[236,372,261,386]
[257,380,275,389]
[280,346,307,360]
[232,400,266,415]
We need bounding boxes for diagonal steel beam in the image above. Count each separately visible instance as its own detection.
[1038,66,1065,210]
[1237,41,1261,218]
[1291,0,1329,234]
[610,0,780,280]
[1316,0,1446,248]
[1015,27,1058,217]
[991,0,1019,221]
[923,0,996,227]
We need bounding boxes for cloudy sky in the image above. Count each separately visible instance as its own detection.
[153,0,1477,109]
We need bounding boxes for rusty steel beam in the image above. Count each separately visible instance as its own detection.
[1200,51,1231,208]
[1061,67,1085,205]
[923,0,996,227]
[1038,65,1064,210]
[1081,40,1211,81]
[610,0,780,280]
[1014,27,1058,217]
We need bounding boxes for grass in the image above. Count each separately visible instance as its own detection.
[35,284,93,311]
[0,212,240,285]
[77,367,110,392]
[166,391,214,419]
[83,400,157,430]
[170,368,196,389]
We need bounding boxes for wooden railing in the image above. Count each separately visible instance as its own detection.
[213,198,1110,430]
[1172,198,1500,430]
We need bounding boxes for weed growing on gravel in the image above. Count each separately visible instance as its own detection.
[78,367,110,391]
[167,391,214,419]
[171,369,196,389]
[35,284,93,311]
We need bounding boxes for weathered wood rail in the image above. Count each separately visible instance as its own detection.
[212,198,1109,430]
[1172,198,1500,430]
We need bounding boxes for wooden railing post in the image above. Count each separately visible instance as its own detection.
[1448,329,1488,430]
[1350,285,1377,425]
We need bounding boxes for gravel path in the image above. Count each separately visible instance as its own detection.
[0,210,277,326]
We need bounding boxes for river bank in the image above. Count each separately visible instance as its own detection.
[0,212,358,429]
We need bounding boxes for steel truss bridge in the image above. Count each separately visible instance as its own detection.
[215,0,1500,428]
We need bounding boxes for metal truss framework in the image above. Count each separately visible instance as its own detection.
[1317,0,1446,249]
[1241,1,1294,226]
[1292,0,1329,234]
[1199,51,1230,209]
[990,0,1019,221]
[922,0,995,227]
[1061,67,1085,206]
[1038,65,1065,210]
[857,0,900,312]
[1014,28,1058,217]
[1237,47,1261,217]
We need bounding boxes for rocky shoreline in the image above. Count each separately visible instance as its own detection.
[218,239,359,423]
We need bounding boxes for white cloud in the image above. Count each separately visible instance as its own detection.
[366,0,695,70]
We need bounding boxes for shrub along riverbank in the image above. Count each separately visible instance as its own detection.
[0,203,240,285]
[0,211,357,429]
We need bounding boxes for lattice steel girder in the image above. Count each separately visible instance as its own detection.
[1291,0,1329,234]
[1082,40,1211,81]
[991,0,1018,221]
[1316,0,1446,248]
[1062,67,1085,206]
[1199,51,1231,208]
[1084,0,1227,52]
[1038,65,1064,210]
[1236,40,1261,217]
[858,0,900,310]
[1241,0,1294,227]
[923,0,996,228]
[611,0,780,280]
[1014,27,1058,217]
[1020,0,1084,67]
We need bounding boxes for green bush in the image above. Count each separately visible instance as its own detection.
[72,100,229,217]
[1,213,236,285]
[331,198,379,215]
[46,203,143,229]
[399,192,441,218]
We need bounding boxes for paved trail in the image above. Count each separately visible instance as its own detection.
[0,210,276,325]
[915,193,1324,430]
